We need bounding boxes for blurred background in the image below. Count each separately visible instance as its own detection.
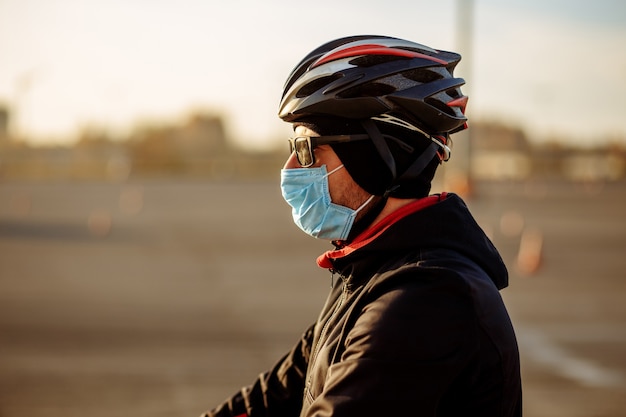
[1,0,625,416]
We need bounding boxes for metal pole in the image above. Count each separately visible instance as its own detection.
[445,0,474,197]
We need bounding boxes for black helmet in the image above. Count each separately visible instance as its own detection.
[278,35,468,136]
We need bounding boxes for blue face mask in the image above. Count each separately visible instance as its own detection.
[280,164,375,241]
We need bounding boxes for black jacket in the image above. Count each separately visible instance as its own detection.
[204,193,522,417]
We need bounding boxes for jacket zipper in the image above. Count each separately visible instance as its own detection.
[307,275,347,390]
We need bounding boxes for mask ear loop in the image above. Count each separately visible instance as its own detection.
[354,194,376,214]
[324,164,345,178]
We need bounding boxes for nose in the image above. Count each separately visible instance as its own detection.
[283,151,300,169]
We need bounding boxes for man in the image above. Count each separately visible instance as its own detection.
[202,35,522,417]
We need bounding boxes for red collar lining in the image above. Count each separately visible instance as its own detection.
[317,193,447,269]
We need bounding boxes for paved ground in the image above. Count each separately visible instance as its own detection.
[0,178,625,416]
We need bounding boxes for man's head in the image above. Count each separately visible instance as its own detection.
[279,35,468,198]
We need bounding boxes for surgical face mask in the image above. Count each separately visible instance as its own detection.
[280,164,375,241]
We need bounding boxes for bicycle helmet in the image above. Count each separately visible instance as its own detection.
[279,35,468,135]
[279,35,468,200]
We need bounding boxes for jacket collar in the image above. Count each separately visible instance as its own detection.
[317,193,446,269]
[316,192,509,290]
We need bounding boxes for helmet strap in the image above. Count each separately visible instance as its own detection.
[361,118,439,197]
[396,142,438,184]
[360,119,397,179]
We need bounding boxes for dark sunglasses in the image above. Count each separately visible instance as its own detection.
[288,134,370,167]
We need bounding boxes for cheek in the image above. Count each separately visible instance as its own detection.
[326,175,343,203]
[283,152,300,169]
[327,171,363,209]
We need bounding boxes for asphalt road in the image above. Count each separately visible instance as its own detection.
[1,178,625,417]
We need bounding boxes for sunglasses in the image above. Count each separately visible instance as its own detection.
[288,134,370,167]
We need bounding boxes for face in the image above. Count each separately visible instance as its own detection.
[284,125,373,214]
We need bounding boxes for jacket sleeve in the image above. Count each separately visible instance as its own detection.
[201,324,315,417]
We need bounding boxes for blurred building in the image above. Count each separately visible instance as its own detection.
[0,113,623,182]
[470,122,532,180]
[129,112,232,175]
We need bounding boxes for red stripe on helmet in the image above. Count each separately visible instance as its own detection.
[311,44,447,68]
[447,96,468,114]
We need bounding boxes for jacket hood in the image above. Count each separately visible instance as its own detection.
[317,193,509,290]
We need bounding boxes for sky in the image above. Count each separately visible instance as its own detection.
[0,0,625,149]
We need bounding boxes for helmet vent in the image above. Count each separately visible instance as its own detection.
[446,88,462,99]
[338,82,395,98]
[403,69,443,84]
[425,97,457,117]
[296,74,343,98]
